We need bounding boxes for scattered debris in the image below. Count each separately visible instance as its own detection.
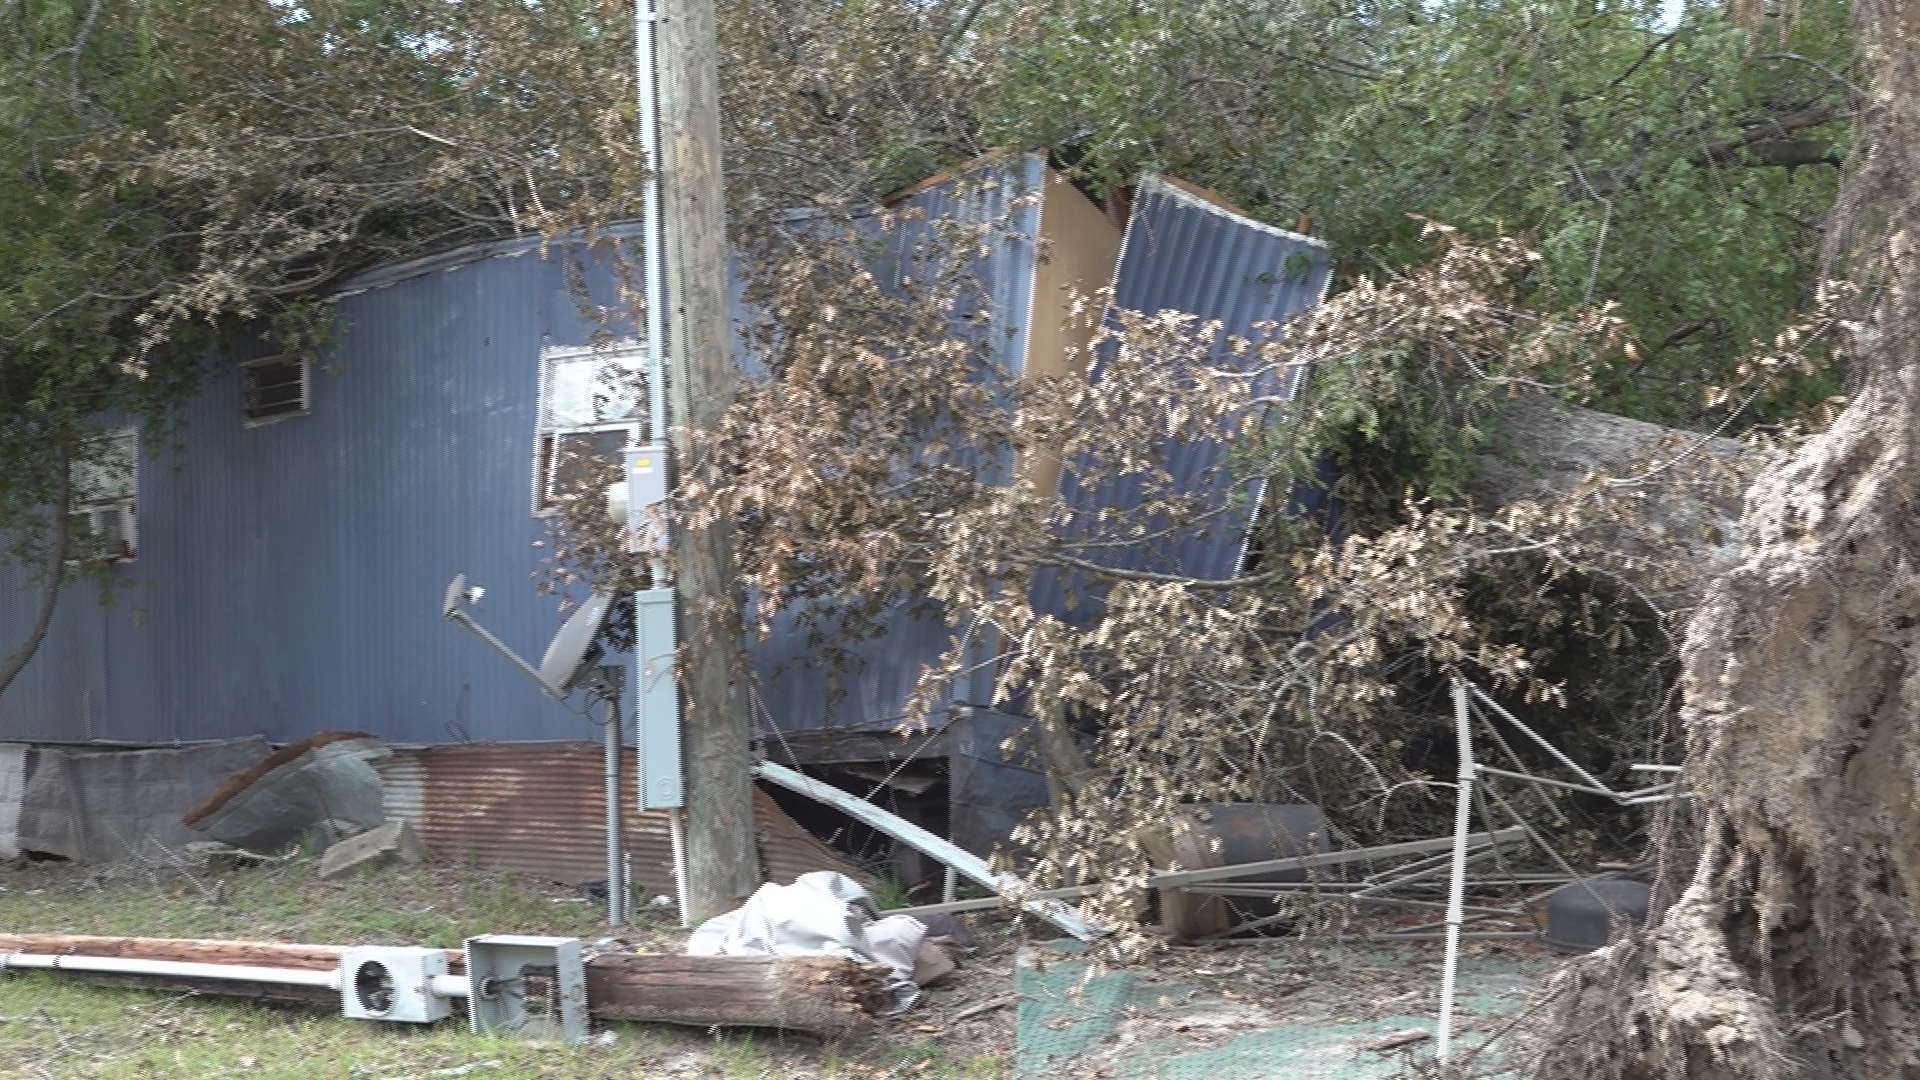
[688,871,930,1013]
[182,841,280,873]
[1359,1028,1432,1052]
[953,995,1016,1022]
[316,821,426,880]
[755,761,1100,941]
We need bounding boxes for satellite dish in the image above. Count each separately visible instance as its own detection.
[443,574,468,620]
[441,575,619,701]
[539,592,615,695]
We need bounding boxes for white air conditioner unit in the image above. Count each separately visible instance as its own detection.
[339,946,454,1024]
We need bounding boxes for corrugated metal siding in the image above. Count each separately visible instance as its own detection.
[1031,175,1333,624]
[874,152,1043,378]
[745,157,1041,734]
[0,237,638,745]
[0,161,1048,745]
[377,741,860,893]
[747,596,994,736]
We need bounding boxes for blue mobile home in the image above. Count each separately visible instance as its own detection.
[0,156,1330,860]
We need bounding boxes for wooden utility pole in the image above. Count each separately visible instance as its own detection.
[654,0,762,921]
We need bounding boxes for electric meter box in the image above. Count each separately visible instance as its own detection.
[339,946,453,1024]
[623,445,670,554]
[464,935,587,1043]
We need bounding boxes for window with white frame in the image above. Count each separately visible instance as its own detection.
[533,343,650,514]
[241,354,311,427]
[68,428,138,563]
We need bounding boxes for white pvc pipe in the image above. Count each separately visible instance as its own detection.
[635,0,673,592]
[2,953,341,989]
[1436,678,1476,1064]
[755,760,1102,940]
[4,953,476,1002]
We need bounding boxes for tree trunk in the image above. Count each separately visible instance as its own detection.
[1467,394,1749,615]
[1528,4,1920,1077]
[0,447,69,700]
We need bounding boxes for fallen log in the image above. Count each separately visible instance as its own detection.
[1468,393,1751,613]
[586,953,889,1036]
[0,933,463,975]
[0,933,892,1035]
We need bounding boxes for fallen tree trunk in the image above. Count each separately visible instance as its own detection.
[1526,3,1920,1075]
[1469,393,1750,615]
[586,953,888,1036]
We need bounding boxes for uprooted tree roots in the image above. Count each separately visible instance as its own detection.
[1527,3,1920,1074]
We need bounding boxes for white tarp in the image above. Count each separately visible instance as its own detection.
[687,870,929,1013]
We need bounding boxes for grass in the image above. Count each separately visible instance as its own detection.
[0,856,1010,1079]
[0,854,631,950]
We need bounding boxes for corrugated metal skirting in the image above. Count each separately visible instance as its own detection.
[374,741,861,896]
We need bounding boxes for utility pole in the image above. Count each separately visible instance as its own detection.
[652,0,762,921]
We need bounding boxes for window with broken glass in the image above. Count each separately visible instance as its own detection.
[532,343,650,514]
[69,428,138,563]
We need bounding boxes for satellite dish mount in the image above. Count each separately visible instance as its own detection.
[441,574,632,926]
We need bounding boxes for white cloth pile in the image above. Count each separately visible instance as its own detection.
[686,871,946,1014]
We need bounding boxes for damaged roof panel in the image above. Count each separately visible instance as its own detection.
[1031,175,1333,625]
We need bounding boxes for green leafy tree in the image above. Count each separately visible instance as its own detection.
[983,0,1854,427]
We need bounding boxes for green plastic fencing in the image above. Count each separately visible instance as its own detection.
[1015,941,1554,1079]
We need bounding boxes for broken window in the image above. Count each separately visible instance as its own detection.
[241,355,311,427]
[532,343,650,514]
[68,428,138,563]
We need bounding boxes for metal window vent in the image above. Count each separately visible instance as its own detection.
[242,356,311,426]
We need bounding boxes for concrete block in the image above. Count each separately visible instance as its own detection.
[316,820,425,879]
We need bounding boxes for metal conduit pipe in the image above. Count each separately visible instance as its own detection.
[428,974,474,999]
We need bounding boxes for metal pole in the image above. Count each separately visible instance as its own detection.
[604,688,627,927]
[635,0,672,592]
[636,0,687,921]
[1437,678,1476,1065]
[635,0,668,448]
